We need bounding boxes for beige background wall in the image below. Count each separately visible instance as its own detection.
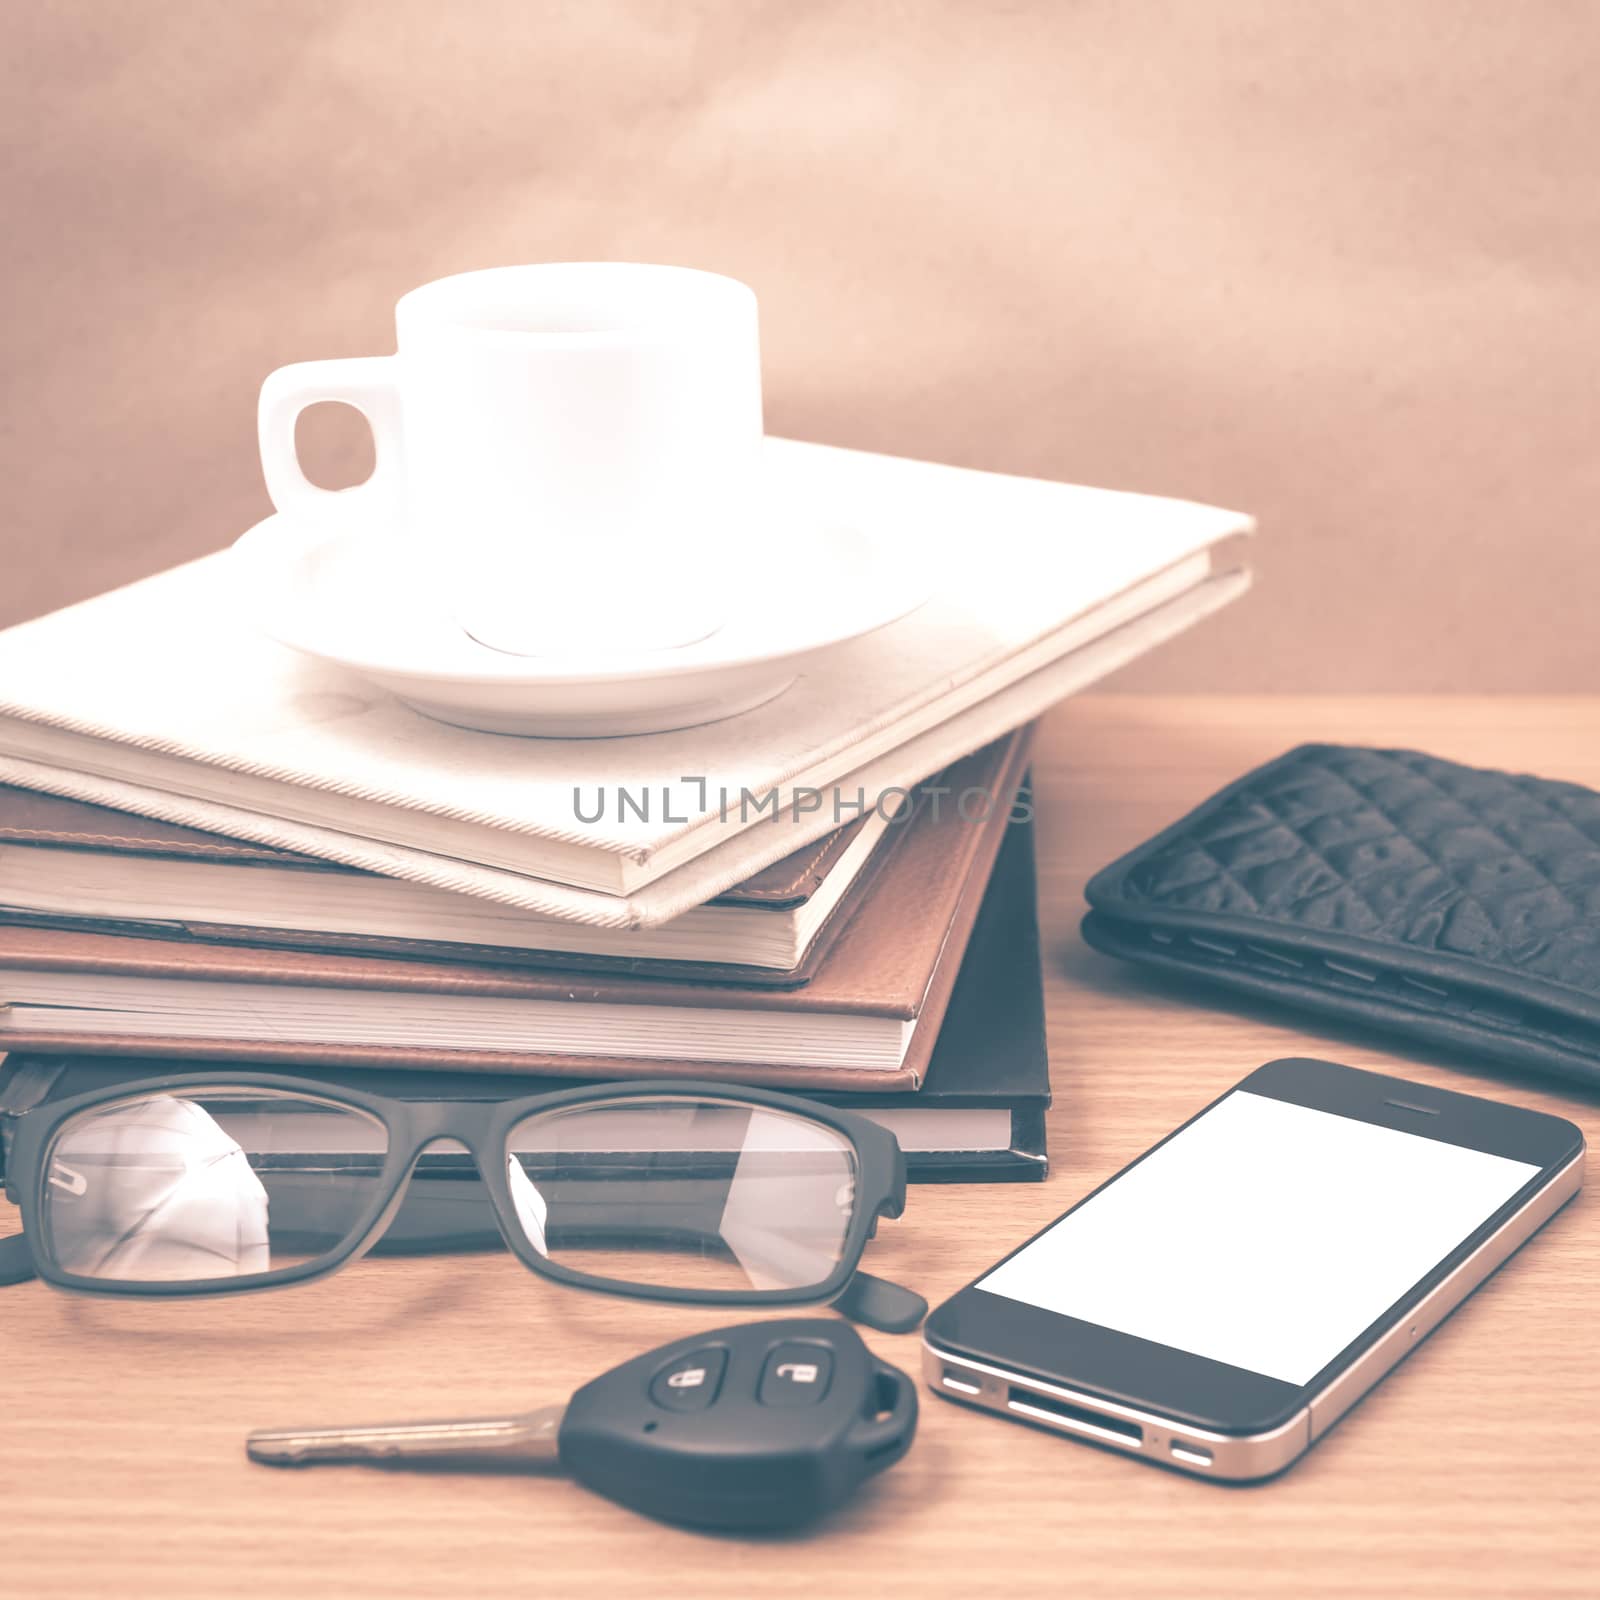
[3,1,1595,689]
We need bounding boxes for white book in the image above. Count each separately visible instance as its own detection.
[0,438,1252,928]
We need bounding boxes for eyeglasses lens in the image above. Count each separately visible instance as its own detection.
[40,1091,390,1283]
[504,1096,859,1295]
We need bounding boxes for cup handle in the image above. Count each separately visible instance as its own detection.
[257,356,404,521]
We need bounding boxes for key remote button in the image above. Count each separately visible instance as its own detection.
[758,1343,834,1407]
[648,1347,727,1412]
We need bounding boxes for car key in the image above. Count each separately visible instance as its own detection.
[247,1316,917,1531]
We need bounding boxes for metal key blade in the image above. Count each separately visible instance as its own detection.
[246,1402,564,1470]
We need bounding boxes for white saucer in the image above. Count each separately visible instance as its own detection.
[231,508,931,737]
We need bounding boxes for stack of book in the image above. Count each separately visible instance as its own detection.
[0,442,1254,1181]
[0,737,1050,1176]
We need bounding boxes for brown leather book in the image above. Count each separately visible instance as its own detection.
[0,731,1033,1092]
[0,760,933,988]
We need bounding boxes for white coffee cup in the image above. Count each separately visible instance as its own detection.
[258,263,762,657]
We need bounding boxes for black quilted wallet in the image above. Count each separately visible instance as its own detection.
[1082,744,1600,1090]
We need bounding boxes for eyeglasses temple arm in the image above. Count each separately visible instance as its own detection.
[830,1271,926,1334]
[0,1233,38,1287]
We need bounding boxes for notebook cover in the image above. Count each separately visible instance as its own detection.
[0,734,1032,1089]
[855,796,1050,1180]
[896,784,1049,1112]
[0,432,1252,923]
[0,796,1051,1180]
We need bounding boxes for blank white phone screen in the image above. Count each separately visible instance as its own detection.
[978,1091,1540,1386]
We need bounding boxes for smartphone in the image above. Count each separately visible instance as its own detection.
[923,1057,1584,1481]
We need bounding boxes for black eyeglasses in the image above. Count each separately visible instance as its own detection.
[0,1072,926,1332]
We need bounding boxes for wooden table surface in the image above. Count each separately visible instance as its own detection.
[4,696,1597,1598]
